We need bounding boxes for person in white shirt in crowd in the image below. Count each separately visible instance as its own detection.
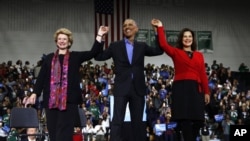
[94,119,106,141]
[0,120,8,141]
[153,118,164,141]
[101,111,110,141]
[15,60,23,75]
[82,119,95,141]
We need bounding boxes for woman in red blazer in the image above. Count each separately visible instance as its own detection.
[151,19,210,141]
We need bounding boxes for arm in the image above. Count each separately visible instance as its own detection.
[23,27,109,106]
[145,36,164,56]
[144,23,164,56]
[23,57,48,106]
[78,26,109,61]
[94,42,113,61]
[199,53,210,104]
[151,19,176,57]
[96,26,109,43]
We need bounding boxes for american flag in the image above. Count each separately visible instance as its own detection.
[94,0,130,48]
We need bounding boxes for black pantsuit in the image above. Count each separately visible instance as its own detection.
[46,104,79,141]
[33,41,104,141]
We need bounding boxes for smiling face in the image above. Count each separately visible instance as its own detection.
[54,28,73,51]
[122,19,138,40]
[56,34,70,50]
[176,28,197,51]
[182,31,193,49]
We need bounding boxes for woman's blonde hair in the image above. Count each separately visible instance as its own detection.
[54,28,73,48]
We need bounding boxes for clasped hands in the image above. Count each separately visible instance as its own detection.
[98,19,162,36]
[97,19,162,36]
[151,19,163,27]
[98,26,109,37]
[151,19,163,32]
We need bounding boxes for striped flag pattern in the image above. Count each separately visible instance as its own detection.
[94,0,130,48]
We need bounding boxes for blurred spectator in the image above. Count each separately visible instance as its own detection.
[211,60,220,72]
[238,103,250,124]
[228,105,238,123]
[2,107,11,127]
[0,63,8,80]
[238,62,249,72]
[0,85,8,102]
[159,65,169,81]
[82,119,94,141]
[88,100,101,127]
[205,63,211,76]
[146,100,159,129]
[20,127,39,141]
[15,60,22,75]
[221,114,234,141]
[33,60,42,79]
[153,118,164,141]
[165,113,174,141]
[200,121,210,141]
[158,84,167,101]
[73,127,83,141]
[101,111,110,141]
[6,128,18,141]
[94,118,106,141]
[0,118,8,141]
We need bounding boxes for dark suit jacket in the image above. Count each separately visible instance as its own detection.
[95,38,163,97]
[33,40,104,107]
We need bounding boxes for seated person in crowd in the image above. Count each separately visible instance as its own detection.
[21,128,39,141]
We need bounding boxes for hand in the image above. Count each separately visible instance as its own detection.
[204,94,210,105]
[98,26,109,36]
[22,93,37,107]
[151,19,163,27]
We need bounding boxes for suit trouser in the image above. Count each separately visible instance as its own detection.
[110,85,146,141]
[46,104,79,141]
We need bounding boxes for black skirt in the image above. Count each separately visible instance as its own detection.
[171,80,205,121]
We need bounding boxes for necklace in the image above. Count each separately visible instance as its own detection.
[185,51,193,58]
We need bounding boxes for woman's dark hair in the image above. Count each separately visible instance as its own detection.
[175,28,197,51]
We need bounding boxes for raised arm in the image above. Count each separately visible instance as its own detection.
[151,19,176,57]
[96,26,109,43]
[78,26,109,61]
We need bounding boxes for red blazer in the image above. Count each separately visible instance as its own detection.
[157,27,210,94]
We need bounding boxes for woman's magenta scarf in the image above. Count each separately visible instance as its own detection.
[49,49,69,111]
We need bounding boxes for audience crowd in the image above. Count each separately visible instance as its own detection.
[0,59,250,141]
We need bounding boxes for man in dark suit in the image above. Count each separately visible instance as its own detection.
[95,19,163,141]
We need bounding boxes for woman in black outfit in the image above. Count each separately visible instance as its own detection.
[23,26,108,141]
